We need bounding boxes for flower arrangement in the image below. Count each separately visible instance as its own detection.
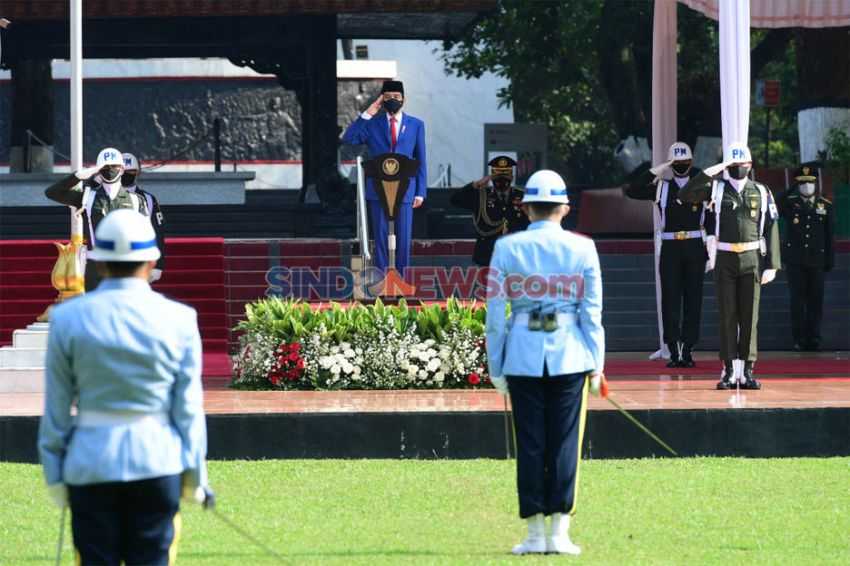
[230,298,492,391]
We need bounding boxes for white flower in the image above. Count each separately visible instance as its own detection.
[331,364,341,375]
[344,349,356,359]
[418,369,427,379]
[342,362,354,374]
[331,346,340,354]
[407,365,419,377]
[426,359,441,372]
[434,371,445,382]
[340,342,351,350]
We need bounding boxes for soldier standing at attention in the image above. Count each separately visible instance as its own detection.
[451,155,530,266]
[775,164,835,351]
[122,153,166,282]
[486,170,605,556]
[44,147,148,291]
[626,142,714,367]
[679,142,781,390]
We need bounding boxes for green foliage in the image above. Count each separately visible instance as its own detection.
[4,458,850,564]
[822,123,850,184]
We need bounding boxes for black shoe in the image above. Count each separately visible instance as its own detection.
[666,343,681,368]
[716,362,734,390]
[740,362,761,390]
[792,342,804,352]
[680,344,696,368]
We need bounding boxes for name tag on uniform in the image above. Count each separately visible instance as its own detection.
[816,207,827,215]
[768,203,778,219]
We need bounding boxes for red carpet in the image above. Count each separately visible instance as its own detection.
[606,358,850,376]
[0,238,228,353]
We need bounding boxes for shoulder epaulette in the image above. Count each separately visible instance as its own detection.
[819,197,832,205]
[787,195,800,200]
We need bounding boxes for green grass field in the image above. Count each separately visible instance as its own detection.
[2,458,848,565]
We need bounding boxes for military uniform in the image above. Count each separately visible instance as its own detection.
[775,169,834,350]
[627,166,713,364]
[451,183,528,265]
[45,173,148,291]
[127,184,166,272]
[680,172,781,367]
[486,170,602,556]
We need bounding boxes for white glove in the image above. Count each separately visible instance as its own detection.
[705,236,717,272]
[47,482,68,507]
[150,268,162,283]
[182,485,207,504]
[75,166,101,180]
[649,160,673,176]
[490,375,509,395]
[589,374,602,397]
[760,269,777,285]
[703,161,728,177]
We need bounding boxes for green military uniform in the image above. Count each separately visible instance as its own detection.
[775,169,834,351]
[626,166,714,364]
[45,174,148,291]
[680,173,781,364]
[450,155,530,266]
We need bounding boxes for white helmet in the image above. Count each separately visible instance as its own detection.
[122,152,140,172]
[724,142,752,164]
[89,209,161,262]
[668,142,693,161]
[522,170,569,204]
[96,147,124,183]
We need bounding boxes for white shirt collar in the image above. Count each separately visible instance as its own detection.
[673,175,689,188]
[728,177,746,192]
[386,110,404,125]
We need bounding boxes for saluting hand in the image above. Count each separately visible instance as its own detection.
[366,95,383,117]
[76,166,101,180]
[473,175,493,189]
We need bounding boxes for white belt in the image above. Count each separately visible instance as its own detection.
[660,230,703,241]
[512,312,578,326]
[77,410,169,428]
[717,241,761,253]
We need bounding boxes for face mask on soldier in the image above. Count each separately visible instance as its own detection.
[799,183,815,197]
[121,172,137,187]
[671,162,692,177]
[100,165,123,183]
[382,98,403,115]
[727,164,750,180]
[492,177,511,191]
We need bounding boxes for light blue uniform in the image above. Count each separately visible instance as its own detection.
[39,278,207,489]
[486,220,605,378]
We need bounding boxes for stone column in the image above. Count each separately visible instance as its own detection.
[10,59,55,172]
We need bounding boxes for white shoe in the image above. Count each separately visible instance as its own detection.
[547,513,582,555]
[511,513,547,555]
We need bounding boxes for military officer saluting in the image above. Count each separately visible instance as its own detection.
[451,155,530,266]
[122,152,166,282]
[45,147,149,291]
[680,142,781,390]
[775,164,835,351]
[627,142,714,367]
[486,170,604,556]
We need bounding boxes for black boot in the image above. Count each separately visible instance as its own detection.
[741,361,761,390]
[716,361,734,390]
[680,344,695,368]
[666,343,681,368]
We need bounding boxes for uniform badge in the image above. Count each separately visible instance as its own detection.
[750,210,757,218]
[816,204,827,215]
[793,217,799,224]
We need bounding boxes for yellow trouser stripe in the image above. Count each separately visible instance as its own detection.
[168,511,183,565]
[567,377,590,515]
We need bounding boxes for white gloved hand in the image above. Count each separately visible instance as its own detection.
[47,482,68,507]
[705,236,717,273]
[182,485,207,504]
[760,269,777,285]
[589,372,608,397]
[649,160,674,176]
[490,375,509,395]
[75,166,101,180]
[703,161,728,177]
[150,268,162,283]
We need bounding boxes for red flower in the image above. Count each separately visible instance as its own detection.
[269,372,281,386]
[288,352,300,361]
[468,372,481,385]
[289,343,300,351]
[287,369,299,380]
[296,358,305,370]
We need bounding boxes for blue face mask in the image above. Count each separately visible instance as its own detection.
[383,98,403,115]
